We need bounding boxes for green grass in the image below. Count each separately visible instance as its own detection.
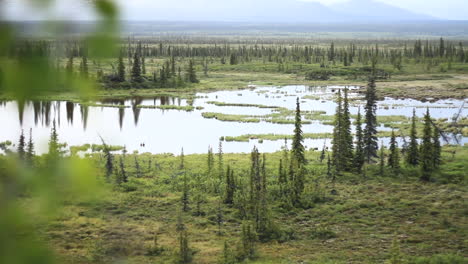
[202,112,263,123]
[137,105,198,111]
[42,145,468,264]
[222,131,396,143]
[80,103,129,109]
[206,101,281,109]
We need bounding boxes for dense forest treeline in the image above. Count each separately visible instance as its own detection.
[10,38,468,64]
[3,37,468,91]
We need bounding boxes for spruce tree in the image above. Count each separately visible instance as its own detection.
[439,37,445,57]
[222,241,235,264]
[278,159,287,196]
[216,200,224,235]
[179,148,185,170]
[291,98,305,165]
[319,141,326,163]
[131,51,142,82]
[432,125,441,169]
[329,42,335,61]
[281,138,289,173]
[279,140,289,197]
[218,141,224,181]
[229,53,238,65]
[331,90,343,172]
[379,142,385,176]
[178,229,192,263]
[134,155,142,178]
[182,173,190,212]
[388,130,400,173]
[342,88,354,170]
[141,56,146,75]
[48,120,61,160]
[290,98,306,203]
[17,129,25,160]
[420,109,434,181]
[327,154,332,178]
[171,56,176,76]
[225,166,235,205]
[117,53,125,82]
[261,153,267,192]
[100,138,114,181]
[207,146,214,174]
[120,157,127,183]
[406,109,419,166]
[249,146,262,204]
[118,148,128,184]
[238,222,257,261]
[363,77,378,163]
[354,107,365,173]
[186,60,199,83]
[80,56,88,78]
[26,128,35,166]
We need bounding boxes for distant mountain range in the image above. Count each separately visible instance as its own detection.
[124,0,436,22]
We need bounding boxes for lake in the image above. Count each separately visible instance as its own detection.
[0,85,466,154]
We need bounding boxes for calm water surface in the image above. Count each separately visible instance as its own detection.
[0,85,466,154]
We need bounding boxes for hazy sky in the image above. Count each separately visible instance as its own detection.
[1,0,467,20]
[304,0,468,19]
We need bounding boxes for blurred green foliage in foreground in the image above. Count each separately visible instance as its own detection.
[0,1,118,263]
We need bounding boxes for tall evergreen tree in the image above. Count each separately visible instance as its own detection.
[117,53,126,82]
[179,148,185,170]
[182,173,190,212]
[26,128,35,166]
[17,129,25,160]
[238,222,257,261]
[178,229,192,263]
[406,109,419,166]
[331,90,344,172]
[319,141,326,163]
[342,88,354,170]
[222,241,235,264]
[141,56,146,75]
[48,120,61,160]
[100,138,114,181]
[278,139,289,197]
[225,165,235,205]
[218,141,224,181]
[354,107,365,173]
[290,98,306,203]
[329,42,335,61]
[432,125,442,169]
[420,109,434,181]
[229,53,238,65]
[186,60,199,83]
[363,77,378,163]
[134,155,142,178]
[249,146,262,204]
[388,130,401,173]
[131,51,142,82]
[439,37,445,57]
[207,146,214,174]
[80,56,88,78]
[379,142,385,176]
[291,98,305,165]
[278,158,287,196]
[327,154,332,178]
[117,147,128,184]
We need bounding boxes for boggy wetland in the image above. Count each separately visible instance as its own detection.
[1,85,466,154]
